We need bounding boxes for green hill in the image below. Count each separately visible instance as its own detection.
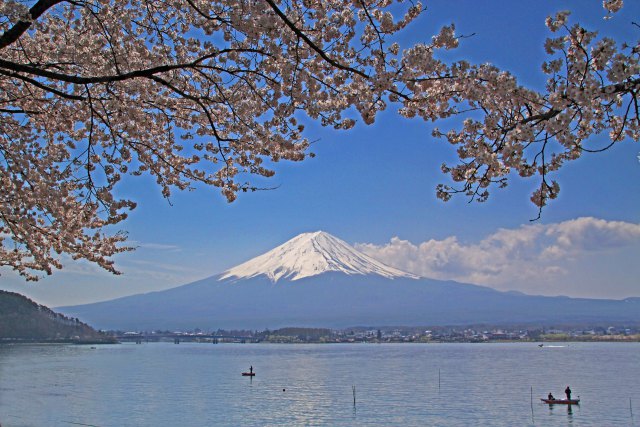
[0,291,115,343]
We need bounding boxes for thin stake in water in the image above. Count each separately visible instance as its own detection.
[352,385,356,407]
[530,386,534,424]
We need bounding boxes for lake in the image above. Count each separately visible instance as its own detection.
[0,342,638,426]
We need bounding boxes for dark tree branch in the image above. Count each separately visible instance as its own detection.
[0,48,265,85]
[0,0,65,50]
[0,69,85,100]
[263,0,369,79]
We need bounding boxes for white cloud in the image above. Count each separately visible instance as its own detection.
[355,217,640,295]
[546,217,640,252]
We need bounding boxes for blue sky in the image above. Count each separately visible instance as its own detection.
[1,1,639,306]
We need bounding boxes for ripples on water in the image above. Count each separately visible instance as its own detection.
[0,342,638,426]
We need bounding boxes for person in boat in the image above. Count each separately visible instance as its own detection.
[547,393,555,401]
[565,386,571,400]
[250,365,253,374]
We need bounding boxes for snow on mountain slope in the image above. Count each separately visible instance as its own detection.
[220,231,419,282]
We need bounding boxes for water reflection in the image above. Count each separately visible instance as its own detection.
[1,342,638,426]
[546,401,576,425]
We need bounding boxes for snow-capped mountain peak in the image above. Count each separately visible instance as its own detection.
[219,231,419,282]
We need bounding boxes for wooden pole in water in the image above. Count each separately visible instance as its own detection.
[530,386,534,423]
[530,386,533,406]
[631,398,634,423]
[352,385,356,407]
[438,369,441,391]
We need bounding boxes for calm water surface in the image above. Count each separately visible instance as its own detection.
[0,342,638,426]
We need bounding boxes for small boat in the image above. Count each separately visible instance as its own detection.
[241,372,255,377]
[541,398,580,405]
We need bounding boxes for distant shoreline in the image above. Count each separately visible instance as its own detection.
[0,338,117,345]
[104,326,640,344]
[2,338,639,346]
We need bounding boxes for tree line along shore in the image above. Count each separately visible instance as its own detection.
[1,291,637,344]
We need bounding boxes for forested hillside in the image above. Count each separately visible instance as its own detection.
[0,291,114,343]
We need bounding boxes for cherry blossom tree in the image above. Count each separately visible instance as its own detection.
[417,1,638,217]
[0,0,637,279]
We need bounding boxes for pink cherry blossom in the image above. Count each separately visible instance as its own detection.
[0,0,637,278]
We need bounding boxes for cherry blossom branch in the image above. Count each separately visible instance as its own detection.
[263,0,368,79]
[0,0,65,50]
[0,0,636,279]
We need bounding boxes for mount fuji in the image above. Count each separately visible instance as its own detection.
[220,231,418,282]
[58,231,640,330]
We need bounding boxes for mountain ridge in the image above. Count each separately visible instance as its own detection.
[57,272,640,330]
[220,231,418,282]
[56,231,640,330]
[0,290,114,342]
